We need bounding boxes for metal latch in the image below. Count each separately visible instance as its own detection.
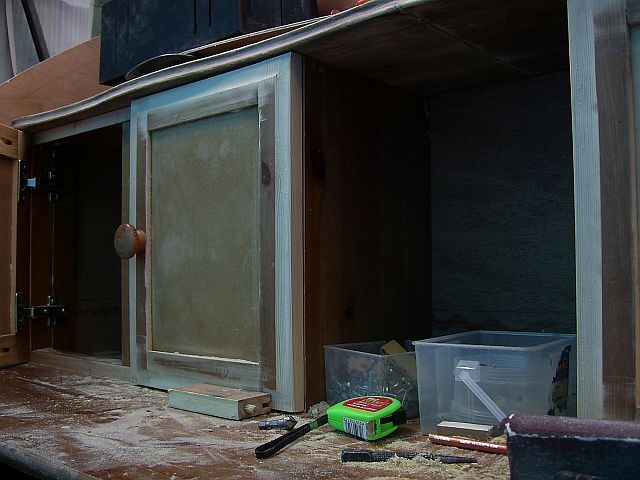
[16,292,68,329]
[18,160,64,203]
[18,160,35,203]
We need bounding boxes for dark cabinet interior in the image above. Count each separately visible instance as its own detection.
[303,58,431,404]
[27,126,125,361]
[430,71,575,336]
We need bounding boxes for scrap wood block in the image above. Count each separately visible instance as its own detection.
[380,340,417,380]
[168,384,271,420]
[506,413,640,480]
[437,420,496,441]
[380,340,407,355]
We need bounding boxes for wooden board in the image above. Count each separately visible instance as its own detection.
[12,0,570,133]
[29,348,129,382]
[0,123,18,159]
[429,71,575,335]
[0,123,28,368]
[0,125,18,343]
[568,0,638,420]
[0,36,108,126]
[185,17,322,57]
[168,384,271,420]
[437,421,496,441]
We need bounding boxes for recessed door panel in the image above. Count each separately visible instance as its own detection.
[150,107,260,361]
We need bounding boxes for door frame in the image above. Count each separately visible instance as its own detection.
[569,0,639,418]
[0,123,28,367]
[128,53,305,412]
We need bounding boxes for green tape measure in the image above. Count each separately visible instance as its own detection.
[326,396,407,441]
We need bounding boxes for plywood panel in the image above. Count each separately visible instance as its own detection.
[72,134,123,356]
[0,36,108,126]
[430,72,575,335]
[150,108,261,360]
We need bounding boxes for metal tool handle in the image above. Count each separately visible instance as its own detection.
[341,449,397,462]
[255,414,328,459]
[341,448,478,464]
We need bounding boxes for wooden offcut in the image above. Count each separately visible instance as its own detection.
[380,340,407,355]
[0,36,108,127]
[437,421,496,441]
[168,384,271,420]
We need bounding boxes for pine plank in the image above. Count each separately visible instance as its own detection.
[168,384,271,420]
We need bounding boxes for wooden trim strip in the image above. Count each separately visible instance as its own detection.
[568,0,605,420]
[0,123,19,159]
[147,350,260,389]
[29,349,130,382]
[258,77,277,391]
[146,83,258,131]
[0,334,18,365]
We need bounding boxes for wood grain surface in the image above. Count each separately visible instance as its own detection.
[0,362,510,479]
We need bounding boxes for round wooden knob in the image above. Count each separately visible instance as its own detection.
[114,224,146,259]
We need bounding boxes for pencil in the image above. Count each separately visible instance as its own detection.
[428,433,508,455]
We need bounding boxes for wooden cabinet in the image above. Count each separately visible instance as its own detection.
[9,0,634,419]
[3,50,429,411]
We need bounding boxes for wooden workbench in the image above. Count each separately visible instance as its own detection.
[0,362,510,479]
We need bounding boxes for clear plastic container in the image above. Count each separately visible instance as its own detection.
[413,331,577,433]
[324,341,419,419]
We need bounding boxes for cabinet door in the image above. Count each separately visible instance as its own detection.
[0,124,29,367]
[129,55,303,411]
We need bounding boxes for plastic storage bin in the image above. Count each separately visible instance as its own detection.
[413,331,577,433]
[324,341,419,419]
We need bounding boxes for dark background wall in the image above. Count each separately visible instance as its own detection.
[430,71,576,336]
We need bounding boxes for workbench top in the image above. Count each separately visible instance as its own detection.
[0,363,509,479]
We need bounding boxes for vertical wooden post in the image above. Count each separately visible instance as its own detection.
[569,0,638,419]
[628,0,640,414]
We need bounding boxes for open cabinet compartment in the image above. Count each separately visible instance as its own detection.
[8,0,634,419]
[25,126,126,361]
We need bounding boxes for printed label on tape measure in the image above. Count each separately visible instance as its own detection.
[343,396,393,412]
[342,417,369,440]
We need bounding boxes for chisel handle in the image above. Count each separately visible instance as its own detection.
[341,448,477,464]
